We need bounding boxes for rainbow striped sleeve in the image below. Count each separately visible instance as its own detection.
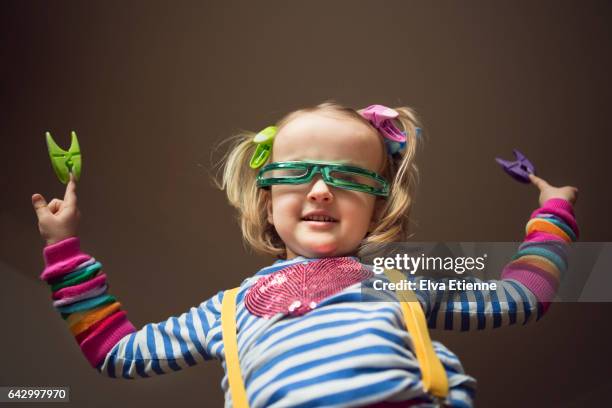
[41,237,137,368]
[500,197,579,313]
[423,198,578,330]
[41,237,225,377]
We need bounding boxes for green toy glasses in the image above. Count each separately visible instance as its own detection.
[256,161,390,197]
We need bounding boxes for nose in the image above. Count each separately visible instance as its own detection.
[307,176,334,203]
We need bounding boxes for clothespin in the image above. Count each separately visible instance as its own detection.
[495,149,535,183]
[46,131,82,184]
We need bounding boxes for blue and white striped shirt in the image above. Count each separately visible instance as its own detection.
[97,256,547,407]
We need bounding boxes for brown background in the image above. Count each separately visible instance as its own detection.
[2,1,611,407]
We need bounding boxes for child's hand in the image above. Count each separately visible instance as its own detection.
[31,173,81,245]
[528,174,579,207]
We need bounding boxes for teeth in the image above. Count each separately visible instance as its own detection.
[304,215,336,222]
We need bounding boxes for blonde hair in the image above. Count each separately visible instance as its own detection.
[213,100,423,259]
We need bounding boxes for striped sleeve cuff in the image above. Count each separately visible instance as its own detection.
[41,237,91,282]
[530,198,579,239]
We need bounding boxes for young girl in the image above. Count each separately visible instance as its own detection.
[32,101,579,407]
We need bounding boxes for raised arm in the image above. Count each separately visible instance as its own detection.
[422,175,579,331]
[33,176,224,378]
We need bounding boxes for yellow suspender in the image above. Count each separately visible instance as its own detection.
[383,269,449,399]
[221,287,249,408]
[220,270,448,408]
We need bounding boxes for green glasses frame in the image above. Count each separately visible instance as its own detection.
[256,160,390,197]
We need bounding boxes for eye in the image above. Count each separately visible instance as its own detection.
[329,170,383,188]
[334,173,357,182]
[277,169,307,177]
[330,171,362,184]
[262,168,307,179]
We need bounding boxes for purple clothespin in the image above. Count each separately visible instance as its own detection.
[495,149,536,183]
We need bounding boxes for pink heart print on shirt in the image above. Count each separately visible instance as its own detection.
[245,257,374,318]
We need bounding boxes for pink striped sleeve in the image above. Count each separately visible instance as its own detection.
[51,273,107,300]
[41,237,136,368]
[41,237,92,282]
[530,198,579,239]
[80,312,136,368]
[501,198,578,313]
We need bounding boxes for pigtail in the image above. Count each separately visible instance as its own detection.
[361,107,422,250]
[214,132,285,257]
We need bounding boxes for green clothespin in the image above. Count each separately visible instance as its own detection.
[249,126,277,169]
[46,131,82,184]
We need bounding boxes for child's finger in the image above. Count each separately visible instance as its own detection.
[528,174,549,189]
[64,174,77,205]
[32,194,50,217]
[573,187,579,199]
[48,198,63,214]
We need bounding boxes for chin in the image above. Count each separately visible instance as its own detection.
[309,242,340,257]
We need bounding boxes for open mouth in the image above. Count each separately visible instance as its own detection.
[302,215,338,223]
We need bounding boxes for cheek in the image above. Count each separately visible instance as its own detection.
[338,194,377,230]
[270,191,302,221]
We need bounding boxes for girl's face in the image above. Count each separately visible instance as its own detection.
[267,112,385,259]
